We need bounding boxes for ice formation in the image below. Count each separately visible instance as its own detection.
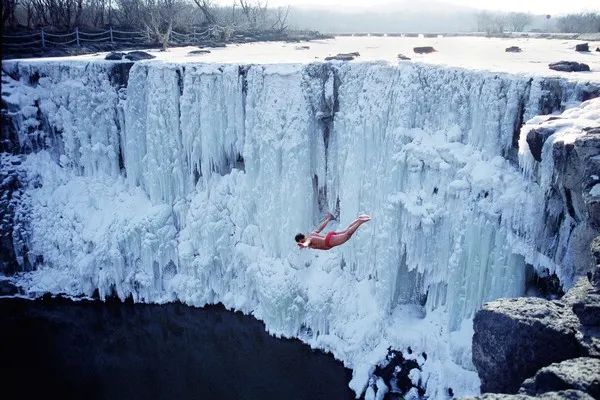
[2,55,599,399]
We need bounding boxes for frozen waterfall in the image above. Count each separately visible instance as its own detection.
[2,58,598,399]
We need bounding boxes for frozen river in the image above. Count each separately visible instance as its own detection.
[6,36,600,80]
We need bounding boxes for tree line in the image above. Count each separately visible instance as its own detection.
[476,11,600,34]
[1,0,290,33]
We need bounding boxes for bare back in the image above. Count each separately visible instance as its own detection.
[306,233,330,250]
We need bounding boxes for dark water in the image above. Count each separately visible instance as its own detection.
[0,296,354,400]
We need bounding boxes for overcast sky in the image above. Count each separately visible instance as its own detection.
[216,0,600,15]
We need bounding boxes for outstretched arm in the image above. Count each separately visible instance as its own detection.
[312,213,333,234]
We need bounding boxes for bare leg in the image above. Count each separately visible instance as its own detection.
[339,216,370,234]
[329,217,370,247]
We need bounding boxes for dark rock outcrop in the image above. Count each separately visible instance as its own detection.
[105,52,124,60]
[506,46,522,53]
[473,238,600,398]
[325,54,354,61]
[549,62,590,72]
[575,43,590,52]
[526,126,556,162]
[124,51,155,61]
[413,46,436,54]
[563,278,600,327]
[519,358,600,398]
[109,62,134,88]
[523,105,600,278]
[188,49,211,55]
[0,155,25,273]
[591,236,600,287]
[397,53,411,60]
[325,52,359,61]
[473,298,583,393]
[367,348,426,399]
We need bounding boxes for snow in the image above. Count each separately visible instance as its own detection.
[4,36,600,79]
[1,47,599,399]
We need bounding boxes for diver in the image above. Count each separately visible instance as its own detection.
[295,213,371,250]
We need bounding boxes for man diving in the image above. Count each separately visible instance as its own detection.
[295,213,371,250]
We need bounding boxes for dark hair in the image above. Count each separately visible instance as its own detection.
[294,233,305,243]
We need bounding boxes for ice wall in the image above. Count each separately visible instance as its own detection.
[2,59,599,398]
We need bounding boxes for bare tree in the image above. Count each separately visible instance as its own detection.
[476,12,506,35]
[558,13,600,33]
[38,0,83,29]
[238,0,267,30]
[507,12,531,32]
[1,0,19,28]
[140,0,184,50]
[192,0,217,25]
[115,0,145,28]
[269,5,288,32]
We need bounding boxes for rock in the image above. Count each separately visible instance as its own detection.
[549,61,590,72]
[370,348,425,398]
[188,50,211,55]
[575,43,590,52]
[124,51,155,61]
[526,126,557,162]
[105,52,124,61]
[325,53,355,61]
[295,45,310,50]
[519,358,600,398]
[413,46,436,54]
[562,277,600,327]
[575,131,600,232]
[596,48,600,52]
[204,41,226,48]
[592,236,600,287]
[506,46,522,53]
[463,389,595,399]
[108,62,134,88]
[397,53,411,60]
[0,279,21,296]
[473,298,583,393]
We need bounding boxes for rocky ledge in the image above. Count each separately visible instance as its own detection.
[469,238,600,399]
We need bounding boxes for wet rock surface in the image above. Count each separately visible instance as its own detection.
[519,358,600,398]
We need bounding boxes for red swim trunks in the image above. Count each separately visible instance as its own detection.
[324,231,337,249]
